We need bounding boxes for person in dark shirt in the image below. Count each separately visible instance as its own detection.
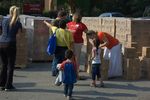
[0,15,3,35]
[52,10,67,27]
[0,6,22,91]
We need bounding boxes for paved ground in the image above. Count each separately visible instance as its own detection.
[0,62,150,100]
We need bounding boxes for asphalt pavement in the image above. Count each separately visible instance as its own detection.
[0,62,150,100]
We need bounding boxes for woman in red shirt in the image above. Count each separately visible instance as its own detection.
[67,12,88,78]
[87,30,122,78]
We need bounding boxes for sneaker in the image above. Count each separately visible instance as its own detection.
[5,86,16,91]
[64,94,67,97]
[67,96,72,100]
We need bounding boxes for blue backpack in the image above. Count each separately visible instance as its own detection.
[47,29,58,55]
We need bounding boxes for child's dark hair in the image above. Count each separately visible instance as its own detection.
[65,50,74,59]
[57,10,67,17]
[93,38,100,54]
[59,19,66,29]
[86,30,97,36]
[51,19,59,27]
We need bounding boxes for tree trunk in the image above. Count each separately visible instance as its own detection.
[67,0,76,14]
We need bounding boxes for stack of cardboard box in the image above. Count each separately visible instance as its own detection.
[139,47,150,79]
[26,17,53,61]
[82,17,150,80]
[123,47,141,80]
[101,17,115,37]
[116,18,150,80]
[15,29,28,68]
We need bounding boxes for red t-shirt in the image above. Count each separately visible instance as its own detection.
[60,60,77,71]
[98,32,119,49]
[67,21,87,43]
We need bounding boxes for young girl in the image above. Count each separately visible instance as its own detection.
[58,50,77,100]
[90,39,104,87]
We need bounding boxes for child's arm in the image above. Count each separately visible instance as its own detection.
[57,64,61,70]
[91,48,96,61]
[58,61,66,70]
[43,20,53,28]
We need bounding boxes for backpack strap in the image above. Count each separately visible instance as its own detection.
[53,28,58,35]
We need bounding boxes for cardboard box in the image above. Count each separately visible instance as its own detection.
[124,58,141,80]
[124,47,138,58]
[142,47,150,58]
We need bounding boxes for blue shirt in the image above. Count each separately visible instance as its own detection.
[63,62,77,84]
[0,17,22,43]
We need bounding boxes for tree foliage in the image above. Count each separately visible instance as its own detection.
[89,0,150,17]
[1,0,150,17]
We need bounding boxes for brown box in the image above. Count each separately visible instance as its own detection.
[124,58,141,80]
[101,18,115,37]
[142,47,150,58]
[26,17,53,61]
[126,42,138,48]
[16,29,28,68]
[82,17,101,32]
[124,47,138,58]
[140,58,150,79]
[101,59,109,80]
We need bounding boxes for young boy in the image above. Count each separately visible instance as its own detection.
[58,50,77,100]
[90,39,104,87]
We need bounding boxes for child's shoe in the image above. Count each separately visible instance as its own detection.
[67,96,72,100]
[90,83,96,87]
[64,94,67,97]
[99,83,104,87]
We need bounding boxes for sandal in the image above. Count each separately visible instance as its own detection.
[90,83,96,87]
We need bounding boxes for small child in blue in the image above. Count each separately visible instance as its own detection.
[90,39,104,87]
[58,50,77,100]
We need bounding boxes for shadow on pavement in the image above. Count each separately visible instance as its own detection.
[14,82,36,88]
[14,88,63,94]
[105,83,150,91]
[15,63,51,72]
[75,90,136,97]
[74,96,115,100]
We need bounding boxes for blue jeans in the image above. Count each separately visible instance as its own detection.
[91,64,101,80]
[51,46,67,76]
[64,84,74,97]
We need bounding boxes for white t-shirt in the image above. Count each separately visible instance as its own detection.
[92,47,101,64]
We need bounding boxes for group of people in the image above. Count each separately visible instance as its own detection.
[44,10,123,99]
[0,6,123,100]
[44,11,88,99]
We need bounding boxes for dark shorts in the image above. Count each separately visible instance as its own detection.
[91,64,101,80]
